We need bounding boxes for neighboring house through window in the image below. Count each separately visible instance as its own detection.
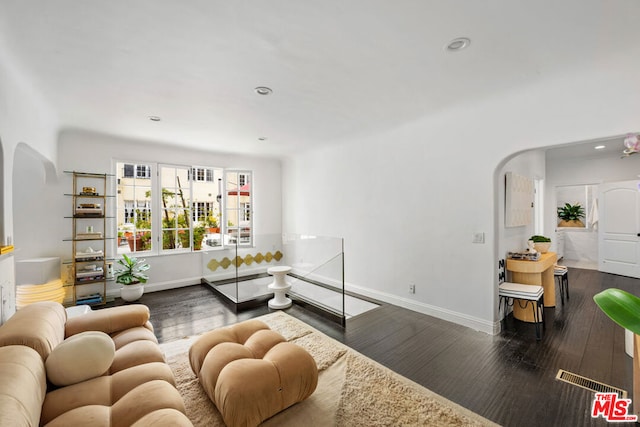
[116,162,248,255]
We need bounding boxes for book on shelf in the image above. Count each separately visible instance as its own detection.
[75,250,104,259]
[76,267,103,276]
[74,210,103,217]
[76,275,105,282]
[76,293,103,305]
[76,232,103,239]
[75,256,104,262]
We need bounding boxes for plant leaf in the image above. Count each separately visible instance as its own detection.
[593,288,640,335]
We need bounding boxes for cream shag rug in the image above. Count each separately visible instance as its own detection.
[159,311,498,427]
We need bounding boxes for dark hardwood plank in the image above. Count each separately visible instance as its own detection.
[106,267,639,426]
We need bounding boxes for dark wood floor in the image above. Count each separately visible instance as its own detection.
[114,268,639,426]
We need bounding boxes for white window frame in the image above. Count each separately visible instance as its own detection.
[224,170,253,247]
[116,162,154,254]
[116,161,251,256]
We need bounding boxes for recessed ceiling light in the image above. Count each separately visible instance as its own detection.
[254,86,273,95]
[148,116,161,122]
[445,37,471,52]
[594,145,606,150]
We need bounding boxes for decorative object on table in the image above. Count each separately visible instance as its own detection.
[115,254,150,302]
[530,235,551,253]
[526,240,538,254]
[557,203,585,227]
[508,251,540,261]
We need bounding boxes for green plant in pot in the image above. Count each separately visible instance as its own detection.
[206,211,220,233]
[529,235,551,253]
[115,254,150,302]
[193,224,206,250]
[557,203,585,227]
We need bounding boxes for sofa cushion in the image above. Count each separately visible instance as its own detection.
[45,331,115,386]
[43,380,187,427]
[131,408,194,426]
[0,301,66,359]
[64,304,151,338]
[0,345,47,427]
[41,362,177,425]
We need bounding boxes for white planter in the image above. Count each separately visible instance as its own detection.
[533,242,551,254]
[120,284,144,302]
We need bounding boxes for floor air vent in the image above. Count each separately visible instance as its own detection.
[556,369,627,398]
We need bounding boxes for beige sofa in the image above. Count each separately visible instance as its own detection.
[0,301,193,426]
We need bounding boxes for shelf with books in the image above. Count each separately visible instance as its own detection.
[64,171,113,306]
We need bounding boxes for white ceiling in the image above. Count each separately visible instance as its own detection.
[0,1,638,158]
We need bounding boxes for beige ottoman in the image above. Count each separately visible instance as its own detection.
[189,319,318,427]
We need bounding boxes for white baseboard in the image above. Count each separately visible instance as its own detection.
[344,282,497,335]
[289,269,497,335]
[106,277,202,299]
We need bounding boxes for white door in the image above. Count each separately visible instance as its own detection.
[599,180,640,277]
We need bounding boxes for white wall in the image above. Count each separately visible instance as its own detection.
[283,50,640,334]
[0,51,58,247]
[12,129,282,297]
[12,143,62,261]
[0,43,59,318]
[283,121,497,333]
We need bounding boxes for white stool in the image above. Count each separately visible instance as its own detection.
[267,266,292,309]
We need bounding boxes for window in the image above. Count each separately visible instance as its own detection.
[123,164,151,179]
[241,202,251,222]
[225,170,253,246]
[193,202,215,222]
[116,162,152,253]
[117,162,231,255]
[160,165,192,250]
[190,167,214,182]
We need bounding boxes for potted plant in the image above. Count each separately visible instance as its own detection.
[530,235,551,253]
[557,203,585,227]
[115,253,150,302]
[206,214,220,233]
[193,224,206,250]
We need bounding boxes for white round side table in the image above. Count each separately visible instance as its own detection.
[267,266,292,309]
